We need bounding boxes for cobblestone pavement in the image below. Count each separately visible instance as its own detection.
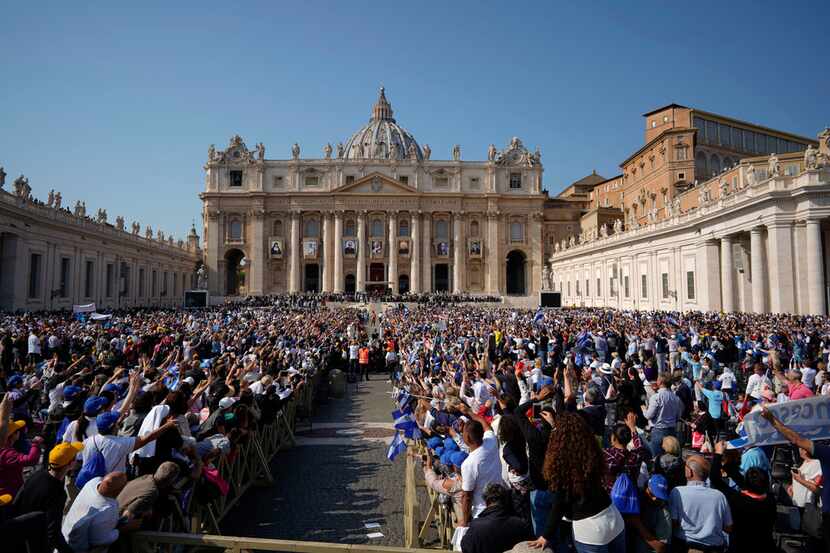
[222,376,407,546]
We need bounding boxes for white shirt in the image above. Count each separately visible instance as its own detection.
[28,333,41,355]
[460,430,505,517]
[802,367,817,389]
[792,458,822,508]
[82,434,137,474]
[745,373,770,400]
[62,477,120,552]
[63,417,99,443]
[471,380,494,409]
[349,344,359,360]
[718,370,736,390]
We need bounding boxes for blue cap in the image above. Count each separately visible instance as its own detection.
[83,396,107,416]
[450,451,468,468]
[95,411,121,434]
[427,436,443,450]
[648,474,670,501]
[7,374,22,388]
[712,381,722,390]
[102,383,122,395]
[443,437,459,452]
[63,385,82,400]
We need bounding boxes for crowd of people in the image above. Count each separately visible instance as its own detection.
[383,307,830,553]
[2,297,830,553]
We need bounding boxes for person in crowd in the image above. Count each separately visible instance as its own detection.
[629,474,672,553]
[117,461,180,529]
[459,404,504,526]
[603,412,649,493]
[668,455,733,551]
[461,483,533,553]
[643,374,682,457]
[62,472,128,552]
[0,419,42,497]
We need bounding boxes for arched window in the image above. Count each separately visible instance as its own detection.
[345,219,356,237]
[272,219,283,236]
[695,151,708,180]
[371,218,383,237]
[435,219,449,240]
[398,218,409,237]
[469,220,480,238]
[710,154,721,176]
[304,218,320,238]
[228,219,242,241]
[510,221,524,242]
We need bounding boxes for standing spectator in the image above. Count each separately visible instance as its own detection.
[0,420,42,497]
[62,472,128,553]
[643,375,682,457]
[630,475,672,553]
[668,455,733,551]
[459,406,504,526]
[27,328,42,365]
[787,369,814,400]
[744,364,771,403]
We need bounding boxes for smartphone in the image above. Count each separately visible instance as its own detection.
[532,403,541,419]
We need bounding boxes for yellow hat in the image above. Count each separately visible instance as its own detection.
[48,442,84,468]
[8,420,26,435]
[0,494,12,506]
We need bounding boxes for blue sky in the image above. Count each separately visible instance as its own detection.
[2,1,827,241]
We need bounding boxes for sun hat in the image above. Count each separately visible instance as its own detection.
[599,363,613,375]
[49,442,83,468]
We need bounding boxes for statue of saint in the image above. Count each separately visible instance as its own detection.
[291,142,300,160]
[422,144,431,160]
[805,144,818,170]
[256,142,265,161]
[54,192,62,210]
[613,218,622,234]
[0,166,5,188]
[47,190,55,207]
[336,142,345,158]
[208,144,216,161]
[197,265,208,289]
[768,153,781,177]
[324,143,333,159]
[599,223,608,238]
[452,144,461,161]
[744,164,756,188]
[115,216,125,230]
[541,265,551,289]
[487,144,497,161]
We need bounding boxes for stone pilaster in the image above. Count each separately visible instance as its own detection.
[356,211,366,293]
[333,211,344,293]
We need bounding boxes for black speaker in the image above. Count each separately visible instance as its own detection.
[540,292,561,308]
[184,290,208,308]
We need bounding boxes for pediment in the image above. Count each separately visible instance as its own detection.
[332,172,419,195]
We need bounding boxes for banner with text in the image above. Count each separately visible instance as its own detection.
[742,396,830,447]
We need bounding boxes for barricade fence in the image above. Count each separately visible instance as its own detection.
[403,440,454,550]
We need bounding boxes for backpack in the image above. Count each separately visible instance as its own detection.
[75,437,107,489]
[610,472,640,515]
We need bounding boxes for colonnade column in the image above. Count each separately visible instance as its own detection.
[333,211,344,293]
[410,212,421,293]
[720,235,735,313]
[452,213,465,293]
[289,211,301,293]
[388,211,398,294]
[698,239,721,312]
[321,212,333,292]
[806,219,826,315]
[767,221,795,314]
[749,226,767,313]
[486,211,499,294]
[356,211,366,293]
[422,212,432,292]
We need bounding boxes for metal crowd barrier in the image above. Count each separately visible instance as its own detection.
[403,441,454,550]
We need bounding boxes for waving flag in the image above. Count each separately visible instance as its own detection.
[387,432,406,461]
[533,309,544,324]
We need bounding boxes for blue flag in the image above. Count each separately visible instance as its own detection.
[387,432,406,461]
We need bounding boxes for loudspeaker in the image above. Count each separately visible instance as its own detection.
[184,290,208,308]
[540,292,561,308]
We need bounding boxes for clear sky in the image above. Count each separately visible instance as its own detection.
[2,1,827,241]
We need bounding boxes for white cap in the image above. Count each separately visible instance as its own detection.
[218,397,237,409]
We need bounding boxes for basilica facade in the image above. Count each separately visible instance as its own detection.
[200,88,547,298]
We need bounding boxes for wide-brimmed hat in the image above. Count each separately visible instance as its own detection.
[599,363,613,375]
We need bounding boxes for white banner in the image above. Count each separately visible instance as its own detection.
[90,313,112,320]
[742,396,830,447]
[72,303,96,313]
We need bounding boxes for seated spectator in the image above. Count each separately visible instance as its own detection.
[461,483,532,553]
[668,455,733,551]
[62,472,128,553]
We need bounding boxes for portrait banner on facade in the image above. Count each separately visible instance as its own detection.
[398,239,410,257]
[435,241,449,257]
[468,239,482,258]
[269,237,283,259]
[370,239,384,258]
[343,239,357,257]
[303,239,318,259]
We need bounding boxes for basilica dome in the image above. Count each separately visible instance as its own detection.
[341,88,423,161]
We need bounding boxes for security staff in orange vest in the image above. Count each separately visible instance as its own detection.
[358,345,370,382]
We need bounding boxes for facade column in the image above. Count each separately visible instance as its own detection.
[356,211,366,293]
[767,221,795,314]
[333,211,344,293]
[410,212,421,293]
[749,226,767,313]
[321,211,333,292]
[452,213,465,293]
[249,209,264,295]
[289,211,301,293]
[486,212,500,294]
[206,211,220,295]
[388,211,398,294]
[806,219,826,315]
[529,213,543,295]
[422,212,432,292]
[720,235,735,313]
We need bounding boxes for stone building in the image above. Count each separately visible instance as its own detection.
[200,88,547,298]
[0,173,201,311]
[547,105,830,316]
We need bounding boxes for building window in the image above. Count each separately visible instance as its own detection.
[59,257,71,298]
[345,220,356,237]
[624,275,630,298]
[273,220,283,236]
[138,268,145,297]
[434,176,449,187]
[399,176,408,185]
[105,263,114,298]
[161,271,168,296]
[586,279,590,297]
[567,281,571,296]
[345,175,355,186]
[676,145,687,161]
[370,218,383,237]
[470,220,480,237]
[120,262,130,296]
[304,218,320,238]
[651,120,657,128]
[228,219,243,241]
[597,277,601,296]
[509,173,522,189]
[304,175,319,187]
[229,170,243,187]
[435,220,449,240]
[677,172,685,181]
[85,261,95,298]
[784,164,799,176]
[661,273,669,299]
[28,253,42,299]
[641,274,648,298]
[469,177,480,188]
[173,272,177,297]
[399,219,410,237]
[710,154,721,175]
[576,280,580,296]
[719,124,731,147]
[706,120,718,144]
[152,270,158,297]
[272,176,283,188]
[510,222,524,242]
[686,271,696,300]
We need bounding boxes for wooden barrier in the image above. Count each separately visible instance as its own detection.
[403,441,455,550]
